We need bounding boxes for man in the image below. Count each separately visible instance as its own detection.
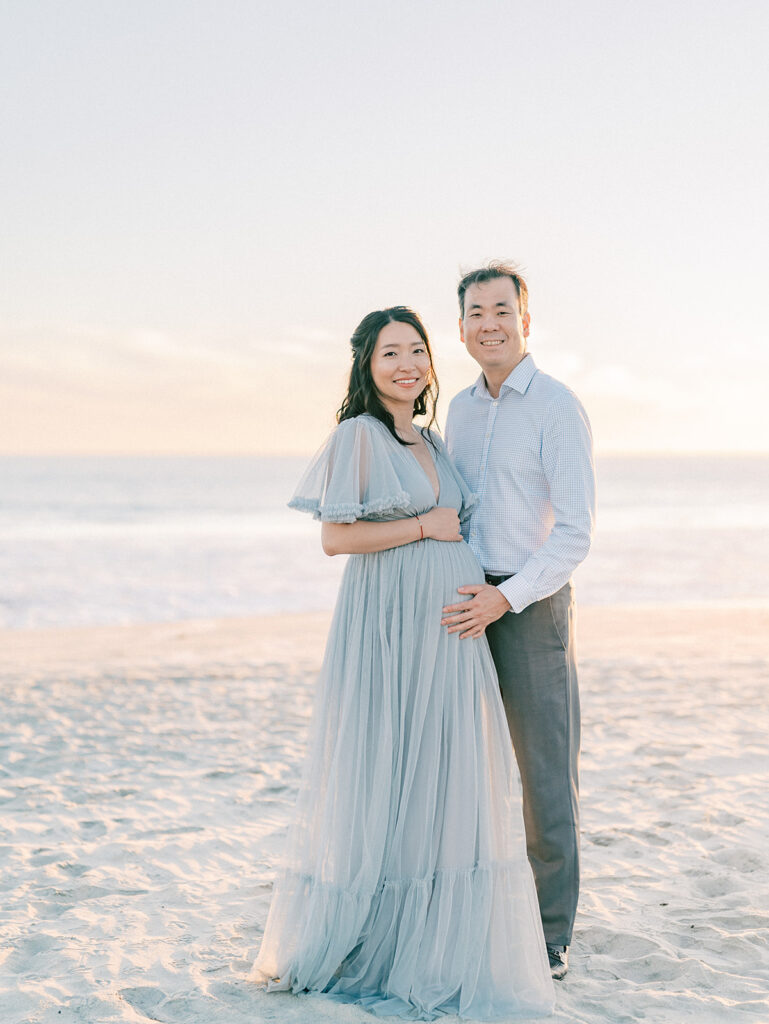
[443,261,595,980]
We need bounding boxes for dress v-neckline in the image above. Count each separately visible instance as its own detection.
[406,436,441,504]
[365,415,441,504]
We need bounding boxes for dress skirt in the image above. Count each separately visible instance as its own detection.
[252,536,554,1019]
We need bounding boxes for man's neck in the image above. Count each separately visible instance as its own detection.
[482,351,528,399]
[483,374,503,399]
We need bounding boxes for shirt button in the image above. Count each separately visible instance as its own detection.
[492,400,498,406]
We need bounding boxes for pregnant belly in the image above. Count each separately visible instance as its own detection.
[346,539,484,610]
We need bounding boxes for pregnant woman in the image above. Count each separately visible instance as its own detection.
[252,306,554,1020]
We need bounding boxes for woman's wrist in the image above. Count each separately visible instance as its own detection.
[415,515,424,541]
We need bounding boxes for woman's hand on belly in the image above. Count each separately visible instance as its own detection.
[441,584,512,639]
[421,507,463,543]
[320,506,462,555]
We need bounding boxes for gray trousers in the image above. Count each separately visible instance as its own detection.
[485,580,580,947]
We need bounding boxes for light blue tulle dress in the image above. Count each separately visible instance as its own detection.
[252,414,554,1020]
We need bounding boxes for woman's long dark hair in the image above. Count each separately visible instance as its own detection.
[337,306,439,447]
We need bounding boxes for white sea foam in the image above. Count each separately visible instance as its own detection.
[2,455,768,628]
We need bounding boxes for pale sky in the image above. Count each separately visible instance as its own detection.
[1,0,767,455]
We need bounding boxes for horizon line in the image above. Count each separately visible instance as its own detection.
[2,449,769,459]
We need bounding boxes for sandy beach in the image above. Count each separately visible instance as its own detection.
[1,606,768,1023]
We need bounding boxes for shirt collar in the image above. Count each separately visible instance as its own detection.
[470,353,538,399]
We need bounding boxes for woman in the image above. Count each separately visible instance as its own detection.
[252,307,554,1019]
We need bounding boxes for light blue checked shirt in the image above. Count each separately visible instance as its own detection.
[445,354,595,614]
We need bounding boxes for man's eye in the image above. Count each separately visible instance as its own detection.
[470,313,481,318]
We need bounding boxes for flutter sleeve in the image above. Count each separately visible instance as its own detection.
[288,416,413,523]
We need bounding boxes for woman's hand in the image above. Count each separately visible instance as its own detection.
[420,507,463,542]
[320,508,462,556]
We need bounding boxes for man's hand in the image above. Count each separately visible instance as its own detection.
[441,584,511,639]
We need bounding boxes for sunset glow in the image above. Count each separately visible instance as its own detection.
[2,1,766,456]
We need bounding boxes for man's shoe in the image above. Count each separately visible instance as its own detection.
[547,944,569,980]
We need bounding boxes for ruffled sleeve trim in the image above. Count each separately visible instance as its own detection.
[288,490,413,523]
[288,416,417,523]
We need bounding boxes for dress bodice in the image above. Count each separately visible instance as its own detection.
[289,414,476,524]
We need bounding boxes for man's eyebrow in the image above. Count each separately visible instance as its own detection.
[467,300,513,310]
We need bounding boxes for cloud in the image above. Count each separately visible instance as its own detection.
[249,324,342,360]
[581,364,638,397]
[2,322,767,454]
[2,322,256,379]
[539,348,586,381]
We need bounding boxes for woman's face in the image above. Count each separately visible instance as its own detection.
[369,321,432,414]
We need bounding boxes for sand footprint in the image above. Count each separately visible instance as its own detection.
[119,986,167,1021]
[580,925,660,958]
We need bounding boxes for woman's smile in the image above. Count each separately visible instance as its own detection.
[370,321,432,411]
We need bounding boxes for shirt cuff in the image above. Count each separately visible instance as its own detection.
[497,573,536,614]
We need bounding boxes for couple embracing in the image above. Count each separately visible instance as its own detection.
[253,261,596,1020]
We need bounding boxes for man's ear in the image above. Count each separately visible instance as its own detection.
[522,312,530,338]
[459,316,465,344]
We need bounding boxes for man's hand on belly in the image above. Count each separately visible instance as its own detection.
[441,584,512,639]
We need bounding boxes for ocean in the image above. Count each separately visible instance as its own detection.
[2,455,768,629]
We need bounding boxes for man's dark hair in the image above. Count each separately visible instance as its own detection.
[457,260,529,318]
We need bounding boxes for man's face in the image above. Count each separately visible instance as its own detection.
[460,277,530,379]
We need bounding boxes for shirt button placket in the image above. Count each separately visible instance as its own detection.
[473,402,497,554]
[483,402,497,461]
